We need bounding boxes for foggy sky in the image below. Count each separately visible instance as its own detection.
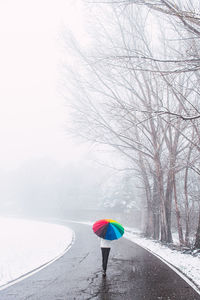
[0,0,87,170]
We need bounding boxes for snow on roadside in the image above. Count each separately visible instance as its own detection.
[0,217,74,288]
[124,228,200,294]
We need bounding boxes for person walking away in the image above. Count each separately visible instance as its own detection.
[100,238,112,276]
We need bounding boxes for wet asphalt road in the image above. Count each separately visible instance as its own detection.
[0,221,200,300]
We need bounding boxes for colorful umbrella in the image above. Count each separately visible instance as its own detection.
[92,219,124,240]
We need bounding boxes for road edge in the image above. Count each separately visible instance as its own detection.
[124,233,200,297]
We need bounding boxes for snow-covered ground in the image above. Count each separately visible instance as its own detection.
[125,228,200,296]
[0,217,74,289]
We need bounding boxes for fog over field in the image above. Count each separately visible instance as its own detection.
[0,0,140,226]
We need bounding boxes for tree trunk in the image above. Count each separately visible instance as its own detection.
[184,145,193,246]
[138,151,154,238]
[165,170,173,243]
[173,173,184,245]
[194,208,200,249]
[154,157,169,243]
[145,202,154,237]
[152,173,160,239]
[184,165,190,246]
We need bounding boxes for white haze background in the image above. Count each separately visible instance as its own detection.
[0,0,87,170]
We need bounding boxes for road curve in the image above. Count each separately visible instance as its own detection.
[0,221,200,300]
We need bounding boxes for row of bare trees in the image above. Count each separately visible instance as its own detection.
[64,0,200,247]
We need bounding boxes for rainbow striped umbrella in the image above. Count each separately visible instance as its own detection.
[92,219,124,240]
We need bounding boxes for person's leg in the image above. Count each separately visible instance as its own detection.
[101,247,110,274]
[101,248,106,272]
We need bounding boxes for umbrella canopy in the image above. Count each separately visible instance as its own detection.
[92,219,124,240]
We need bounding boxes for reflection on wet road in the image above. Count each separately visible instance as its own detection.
[0,221,200,299]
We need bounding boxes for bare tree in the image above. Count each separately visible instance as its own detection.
[64,1,200,246]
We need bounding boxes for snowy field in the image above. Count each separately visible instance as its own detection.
[0,218,74,289]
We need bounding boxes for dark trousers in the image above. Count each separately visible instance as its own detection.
[101,247,111,272]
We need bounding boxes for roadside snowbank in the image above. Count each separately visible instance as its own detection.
[125,229,200,295]
[0,217,74,288]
